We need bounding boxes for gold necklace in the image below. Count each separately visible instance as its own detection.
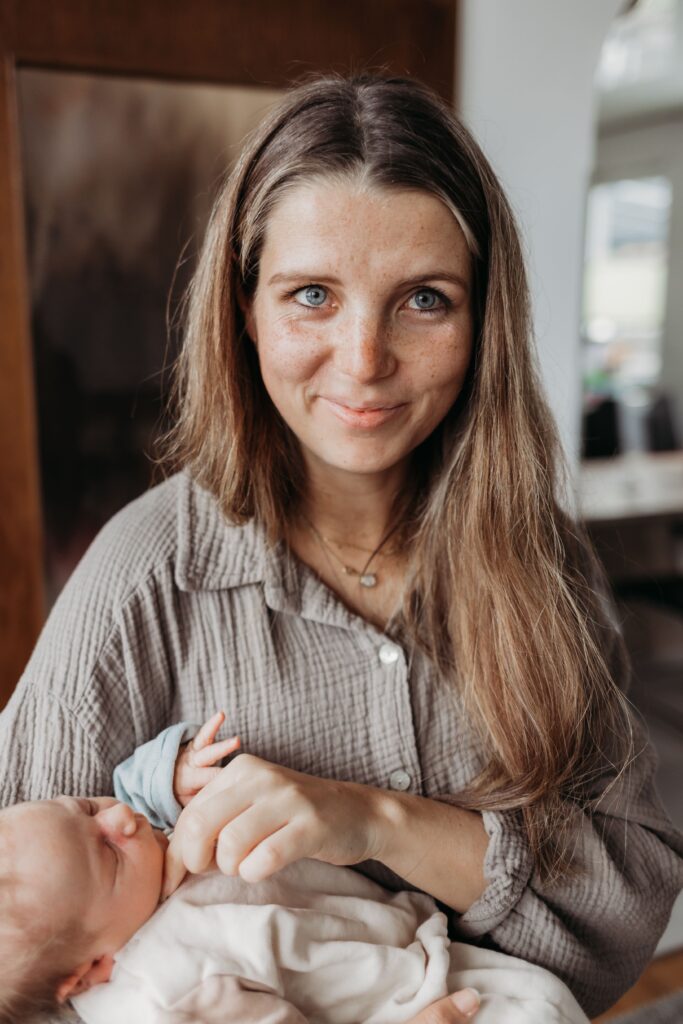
[303,517,400,589]
[318,532,405,557]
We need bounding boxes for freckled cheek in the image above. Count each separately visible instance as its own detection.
[407,331,472,393]
[258,330,326,385]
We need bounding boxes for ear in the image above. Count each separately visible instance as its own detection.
[55,953,115,1003]
[235,279,258,345]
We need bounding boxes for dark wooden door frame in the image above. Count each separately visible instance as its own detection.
[0,0,457,707]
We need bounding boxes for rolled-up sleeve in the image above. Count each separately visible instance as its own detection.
[114,721,199,830]
[451,726,683,1018]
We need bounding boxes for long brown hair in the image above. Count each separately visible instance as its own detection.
[161,73,632,879]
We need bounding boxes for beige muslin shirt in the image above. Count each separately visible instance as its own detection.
[1,473,681,1017]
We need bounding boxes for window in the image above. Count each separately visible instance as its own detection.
[597,0,678,90]
[582,175,672,399]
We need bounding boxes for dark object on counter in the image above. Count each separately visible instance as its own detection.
[582,397,621,459]
[646,393,680,453]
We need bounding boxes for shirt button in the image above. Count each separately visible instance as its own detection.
[389,768,412,791]
[379,642,401,666]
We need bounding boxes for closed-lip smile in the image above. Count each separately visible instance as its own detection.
[320,397,407,428]
[324,398,404,411]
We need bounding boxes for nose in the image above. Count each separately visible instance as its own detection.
[336,313,396,383]
[95,801,139,841]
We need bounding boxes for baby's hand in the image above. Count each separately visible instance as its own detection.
[174,711,241,808]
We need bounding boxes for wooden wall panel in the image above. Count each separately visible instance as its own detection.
[0,55,44,709]
[4,0,456,100]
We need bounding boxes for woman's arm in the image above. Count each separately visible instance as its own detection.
[369,788,489,912]
[0,488,179,808]
[161,753,488,912]
[453,722,683,1017]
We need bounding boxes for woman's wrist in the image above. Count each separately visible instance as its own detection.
[365,784,489,914]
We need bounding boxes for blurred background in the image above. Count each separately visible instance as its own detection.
[0,1,681,1017]
[18,74,283,603]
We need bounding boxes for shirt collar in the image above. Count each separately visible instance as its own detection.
[174,472,266,592]
[173,472,371,634]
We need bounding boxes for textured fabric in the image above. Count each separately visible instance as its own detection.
[113,721,199,831]
[72,860,588,1024]
[1,472,681,1017]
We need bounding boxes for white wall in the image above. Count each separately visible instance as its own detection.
[456,0,623,469]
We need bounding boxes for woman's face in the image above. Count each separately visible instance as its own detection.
[245,179,473,481]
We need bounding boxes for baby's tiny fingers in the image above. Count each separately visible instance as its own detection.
[192,711,226,751]
[193,736,241,767]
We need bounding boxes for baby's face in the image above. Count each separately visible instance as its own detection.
[3,797,167,957]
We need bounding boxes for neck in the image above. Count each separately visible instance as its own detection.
[300,456,409,547]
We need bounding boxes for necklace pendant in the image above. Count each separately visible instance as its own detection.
[359,573,378,588]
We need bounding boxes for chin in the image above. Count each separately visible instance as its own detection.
[323,452,407,475]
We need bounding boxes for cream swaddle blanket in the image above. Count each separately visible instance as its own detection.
[73,860,588,1024]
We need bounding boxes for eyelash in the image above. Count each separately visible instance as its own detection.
[286,285,451,315]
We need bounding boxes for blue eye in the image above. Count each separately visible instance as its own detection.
[410,289,443,311]
[294,285,327,308]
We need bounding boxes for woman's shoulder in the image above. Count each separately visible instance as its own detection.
[16,474,262,704]
[81,471,263,602]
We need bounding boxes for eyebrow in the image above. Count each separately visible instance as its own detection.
[266,270,469,292]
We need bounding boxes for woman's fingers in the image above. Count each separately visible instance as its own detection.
[166,754,377,895]
[407,989,480,1023]
[236,821,310,882]
[163,789,246,897]
[214,802,307,876]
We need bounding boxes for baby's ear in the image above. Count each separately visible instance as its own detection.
[55,954,115,1002]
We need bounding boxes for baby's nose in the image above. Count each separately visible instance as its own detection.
[96,801,138,839]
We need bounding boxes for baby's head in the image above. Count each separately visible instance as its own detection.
[0,796,167,1021]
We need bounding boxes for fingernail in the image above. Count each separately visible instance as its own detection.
[450,988,480,1017]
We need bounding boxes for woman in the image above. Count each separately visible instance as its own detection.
[0,74,680,1020]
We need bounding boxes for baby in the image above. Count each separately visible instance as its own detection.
[0,716,589,1024]
[0,713,238,1023]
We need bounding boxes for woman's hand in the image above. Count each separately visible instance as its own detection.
[163,754,385,897]
[407,990,480,1022]
[173,711,241,808]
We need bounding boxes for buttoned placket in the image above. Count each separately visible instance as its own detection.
[218,515,424,798]
[374,637,422,796]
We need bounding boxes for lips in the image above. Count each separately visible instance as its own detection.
[329,400,401,411]
[320,397,406,429]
